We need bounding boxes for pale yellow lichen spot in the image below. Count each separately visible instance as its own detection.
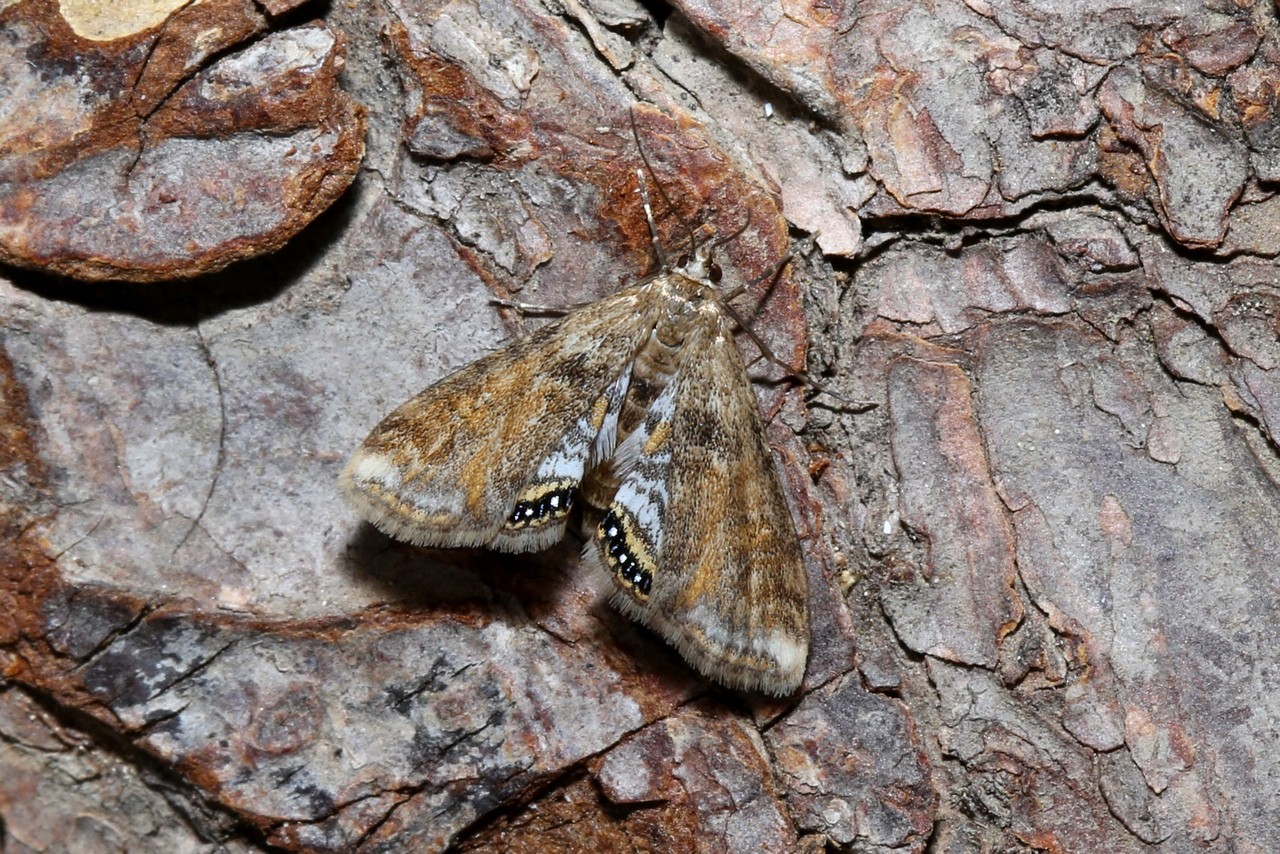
[59,0,189,41]
[643,420,672,454]
[587,394,610,430]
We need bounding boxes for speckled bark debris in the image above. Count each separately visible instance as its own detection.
[3,0,1280,851]
[0,0,364,281]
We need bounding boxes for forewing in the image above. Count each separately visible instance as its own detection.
[342,284,656,551]
[586,320,810,695]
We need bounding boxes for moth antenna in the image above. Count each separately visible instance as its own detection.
[710,214,753,254]
[633,166,670,271]
[630,107,700,265]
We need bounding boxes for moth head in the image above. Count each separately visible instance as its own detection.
[668,243,721,292]
[676,210,754,289]
[678,240,718,282]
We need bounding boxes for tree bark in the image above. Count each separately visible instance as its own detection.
[2,0,1277,851]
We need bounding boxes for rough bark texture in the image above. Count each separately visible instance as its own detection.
[2,0,1278,851]
[0,0,365,281]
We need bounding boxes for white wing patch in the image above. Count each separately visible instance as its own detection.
[589,371,632,467]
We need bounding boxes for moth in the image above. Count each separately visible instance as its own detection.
[341,164,810,696]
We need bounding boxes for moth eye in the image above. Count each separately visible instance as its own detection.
[598,507,654,598]
[506,480,577,529]
[707,262,723,283]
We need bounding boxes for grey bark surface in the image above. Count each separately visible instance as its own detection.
[2,0,1278,851]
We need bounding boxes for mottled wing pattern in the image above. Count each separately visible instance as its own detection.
[342,283,657,551]
[587,316,811,696]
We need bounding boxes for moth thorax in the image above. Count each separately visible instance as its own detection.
[653,291,710,351]
[654,319,686,348]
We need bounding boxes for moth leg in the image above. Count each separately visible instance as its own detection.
[490,297,584,316]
